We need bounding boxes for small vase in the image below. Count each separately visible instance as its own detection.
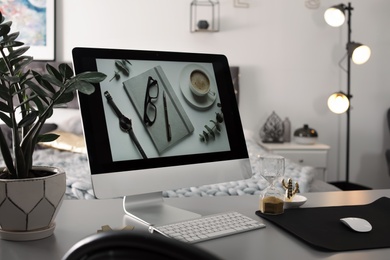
[283,117,291,142]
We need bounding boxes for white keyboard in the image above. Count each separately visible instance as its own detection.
[149,211,266,243]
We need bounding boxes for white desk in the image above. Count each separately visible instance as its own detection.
[1,190,390,260]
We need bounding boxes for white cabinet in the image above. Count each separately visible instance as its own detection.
[258,142,330,180]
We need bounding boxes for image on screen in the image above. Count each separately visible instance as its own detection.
[95,59,230,162]
[73,48,249,188]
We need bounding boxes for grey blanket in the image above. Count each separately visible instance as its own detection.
[0,137,315,200]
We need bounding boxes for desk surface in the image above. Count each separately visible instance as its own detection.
[1,189,390,260]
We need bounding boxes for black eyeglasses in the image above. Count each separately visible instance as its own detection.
[143,76,159,126]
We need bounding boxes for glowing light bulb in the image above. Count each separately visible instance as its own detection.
[352,45,371,65]
[328,93,349,114]
[324,7,345,27]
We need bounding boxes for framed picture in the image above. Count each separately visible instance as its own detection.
[0,0,56,61]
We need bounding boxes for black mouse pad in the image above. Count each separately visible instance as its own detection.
[256,197,390,251]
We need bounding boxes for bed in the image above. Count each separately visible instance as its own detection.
[0,107,339,200]
[0,64,339,199]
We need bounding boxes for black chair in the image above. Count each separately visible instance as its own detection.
[386,150,390,176]
[62,231,221,260]
[387,108,390,176]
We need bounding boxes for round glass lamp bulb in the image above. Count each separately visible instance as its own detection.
[324,7,345,27]
[352,45,371,65]
[328,93,349,114]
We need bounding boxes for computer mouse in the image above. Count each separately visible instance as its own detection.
[340,217,372,232]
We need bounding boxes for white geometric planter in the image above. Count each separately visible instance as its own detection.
[0,166,66,241]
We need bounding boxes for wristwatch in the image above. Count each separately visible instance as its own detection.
[104,91,148,159]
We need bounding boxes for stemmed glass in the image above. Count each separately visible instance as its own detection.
[258,155,285,214]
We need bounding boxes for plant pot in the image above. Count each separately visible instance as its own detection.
[0,166,66,241]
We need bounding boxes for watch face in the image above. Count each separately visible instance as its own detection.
[119,117,132,132]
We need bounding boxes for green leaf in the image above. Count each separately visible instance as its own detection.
[10,56,33,66]
[46,64,63,82]
[18,69,30,83]
[0,128,15,176]
[11,55,33,71]
[53,91,74,105]
[38,133,59,143]
[8,46,30,60]
[1,21,12,28]
[0,101,12,113]
[19,93,49,108]
[210,120,221,132]
[0,59,8,74]
[0,112,11,127]
[30,95,45,113]
[59,63,73,79]
[216,112,224,123]
[109,73,120,82]
[24,80,50,99]
[1,31,19,42]
[4,75,20,83]
[32,70,56,94]
[42,74,65,88]
[76,71,107,83]
[115,60,130,76]
[203,130,209,142]
[0,85,10,100]
[0,23,10,37]
[215,122,221,132]
[123,60,132,66]
[71,80,95,95]
[205,125,215,139]
[1,41,24,48]
[18,110,38,128]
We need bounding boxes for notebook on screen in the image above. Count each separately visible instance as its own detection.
[123,65,193,154]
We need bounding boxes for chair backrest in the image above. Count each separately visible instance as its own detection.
[387,108,390,133]
[62,231,221,260]
[386,108,390,176]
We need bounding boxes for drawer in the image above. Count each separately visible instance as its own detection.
[273,151,327,168]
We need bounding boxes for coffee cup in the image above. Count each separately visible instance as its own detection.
[189,69,212,97]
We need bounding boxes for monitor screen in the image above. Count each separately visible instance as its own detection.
[72,47,251,225]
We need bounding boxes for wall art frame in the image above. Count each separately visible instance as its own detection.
[1,0,56,61]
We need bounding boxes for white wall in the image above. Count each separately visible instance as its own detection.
[57,0,390,189]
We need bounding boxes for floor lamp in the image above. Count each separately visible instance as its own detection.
[324,2,371,190]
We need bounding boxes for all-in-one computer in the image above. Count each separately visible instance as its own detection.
[72,47,252,227]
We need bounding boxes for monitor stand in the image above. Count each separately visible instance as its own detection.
[123,191,201,226]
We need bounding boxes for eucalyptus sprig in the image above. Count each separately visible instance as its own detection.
[0,12,106,179]
[199,103,224,143]
[109,59,132,82]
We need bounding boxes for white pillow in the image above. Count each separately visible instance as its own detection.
[45,108,83,135]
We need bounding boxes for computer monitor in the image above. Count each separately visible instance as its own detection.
[72,47,251,226]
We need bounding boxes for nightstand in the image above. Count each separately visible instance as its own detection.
[258,142,330,180]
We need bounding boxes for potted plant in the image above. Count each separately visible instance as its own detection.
[0,12,106,240]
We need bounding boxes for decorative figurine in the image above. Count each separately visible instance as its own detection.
[259,111,284,143]
[282,178,300,201]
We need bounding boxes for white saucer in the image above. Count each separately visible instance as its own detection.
[284,195,307,209]
[0,222,56,241]
[179,64,217,110]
